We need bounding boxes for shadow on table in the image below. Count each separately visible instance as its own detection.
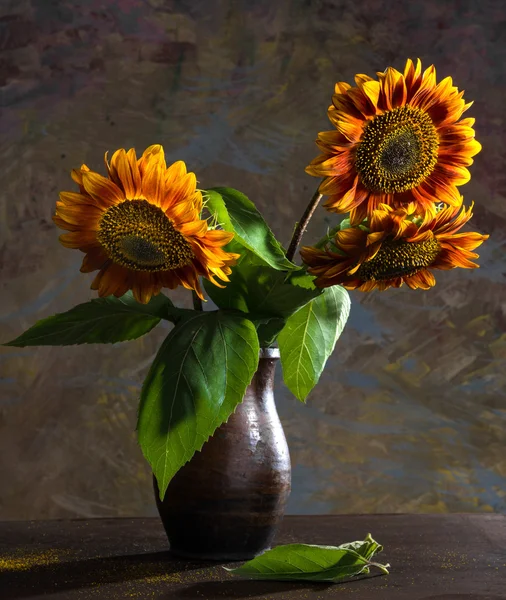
[170,579,336,598]
[0,550,212,599]
[170,572,386,599]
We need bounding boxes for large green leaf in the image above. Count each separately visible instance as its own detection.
[204,187,297,271]
[278,285,350,401]
[204,248,321,320]
[137,310,259,500]
[254,316,286,348]
[224,534,389,582]
[3,291,175,347]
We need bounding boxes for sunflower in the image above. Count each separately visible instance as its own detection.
[300,201,488,291]
[306,58,481,225]
[53,145,240,304]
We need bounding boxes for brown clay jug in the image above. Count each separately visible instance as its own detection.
[153,347,291,560]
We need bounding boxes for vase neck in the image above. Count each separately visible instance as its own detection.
[242,351,278,412]
[259,347,280,360]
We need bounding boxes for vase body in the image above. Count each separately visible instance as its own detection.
[153,347,291,561]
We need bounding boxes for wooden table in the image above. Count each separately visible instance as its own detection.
[0,515,504,599]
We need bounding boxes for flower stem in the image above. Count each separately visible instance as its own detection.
[314,225,341,249]
[369,561,390,575]
[192,290,203,311]
[286,184,323,262]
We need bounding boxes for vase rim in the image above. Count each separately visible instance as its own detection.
[259,347,280,359]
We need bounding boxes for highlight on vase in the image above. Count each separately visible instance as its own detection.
[306,58,481,225]
[54,144,240,303]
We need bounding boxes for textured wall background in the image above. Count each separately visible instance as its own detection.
[0,0,505,519]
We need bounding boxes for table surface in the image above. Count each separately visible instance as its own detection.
[0,514,504,600]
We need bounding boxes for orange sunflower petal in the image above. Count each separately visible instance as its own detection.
[109,148,142,199]
[141,162,165,208]
[56,146,239,303]
[301,199,488,292]
[82,171,124,207]
[138,144,166,176]
[306,59,479,221]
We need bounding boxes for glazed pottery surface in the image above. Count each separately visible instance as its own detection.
[153,347,291,560]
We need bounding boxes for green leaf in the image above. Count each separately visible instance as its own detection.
[204,187,297,271]
[250,271,321,319]
[137,310,260,500]
[253,317,286,348]
[224,534,390,582]
[3,291,175,347]
[278,285,350,401]
[205,248,321,320]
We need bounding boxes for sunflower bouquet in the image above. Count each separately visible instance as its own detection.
[4,59,487,501]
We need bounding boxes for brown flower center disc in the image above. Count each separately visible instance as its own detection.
[355,105,439,194]
[97,199,194,271]
[356,235,441,280]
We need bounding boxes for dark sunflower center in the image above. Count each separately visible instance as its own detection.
[97,199,194,271]
[355,106,439,194]
[355,236,441,281]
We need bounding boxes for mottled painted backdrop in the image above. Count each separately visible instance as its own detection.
[0,0,505,519]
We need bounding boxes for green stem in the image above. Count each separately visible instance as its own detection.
[286,184,323,262]
[369,561,390,575]
[192,290,203,312]
[313,225,341,249]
